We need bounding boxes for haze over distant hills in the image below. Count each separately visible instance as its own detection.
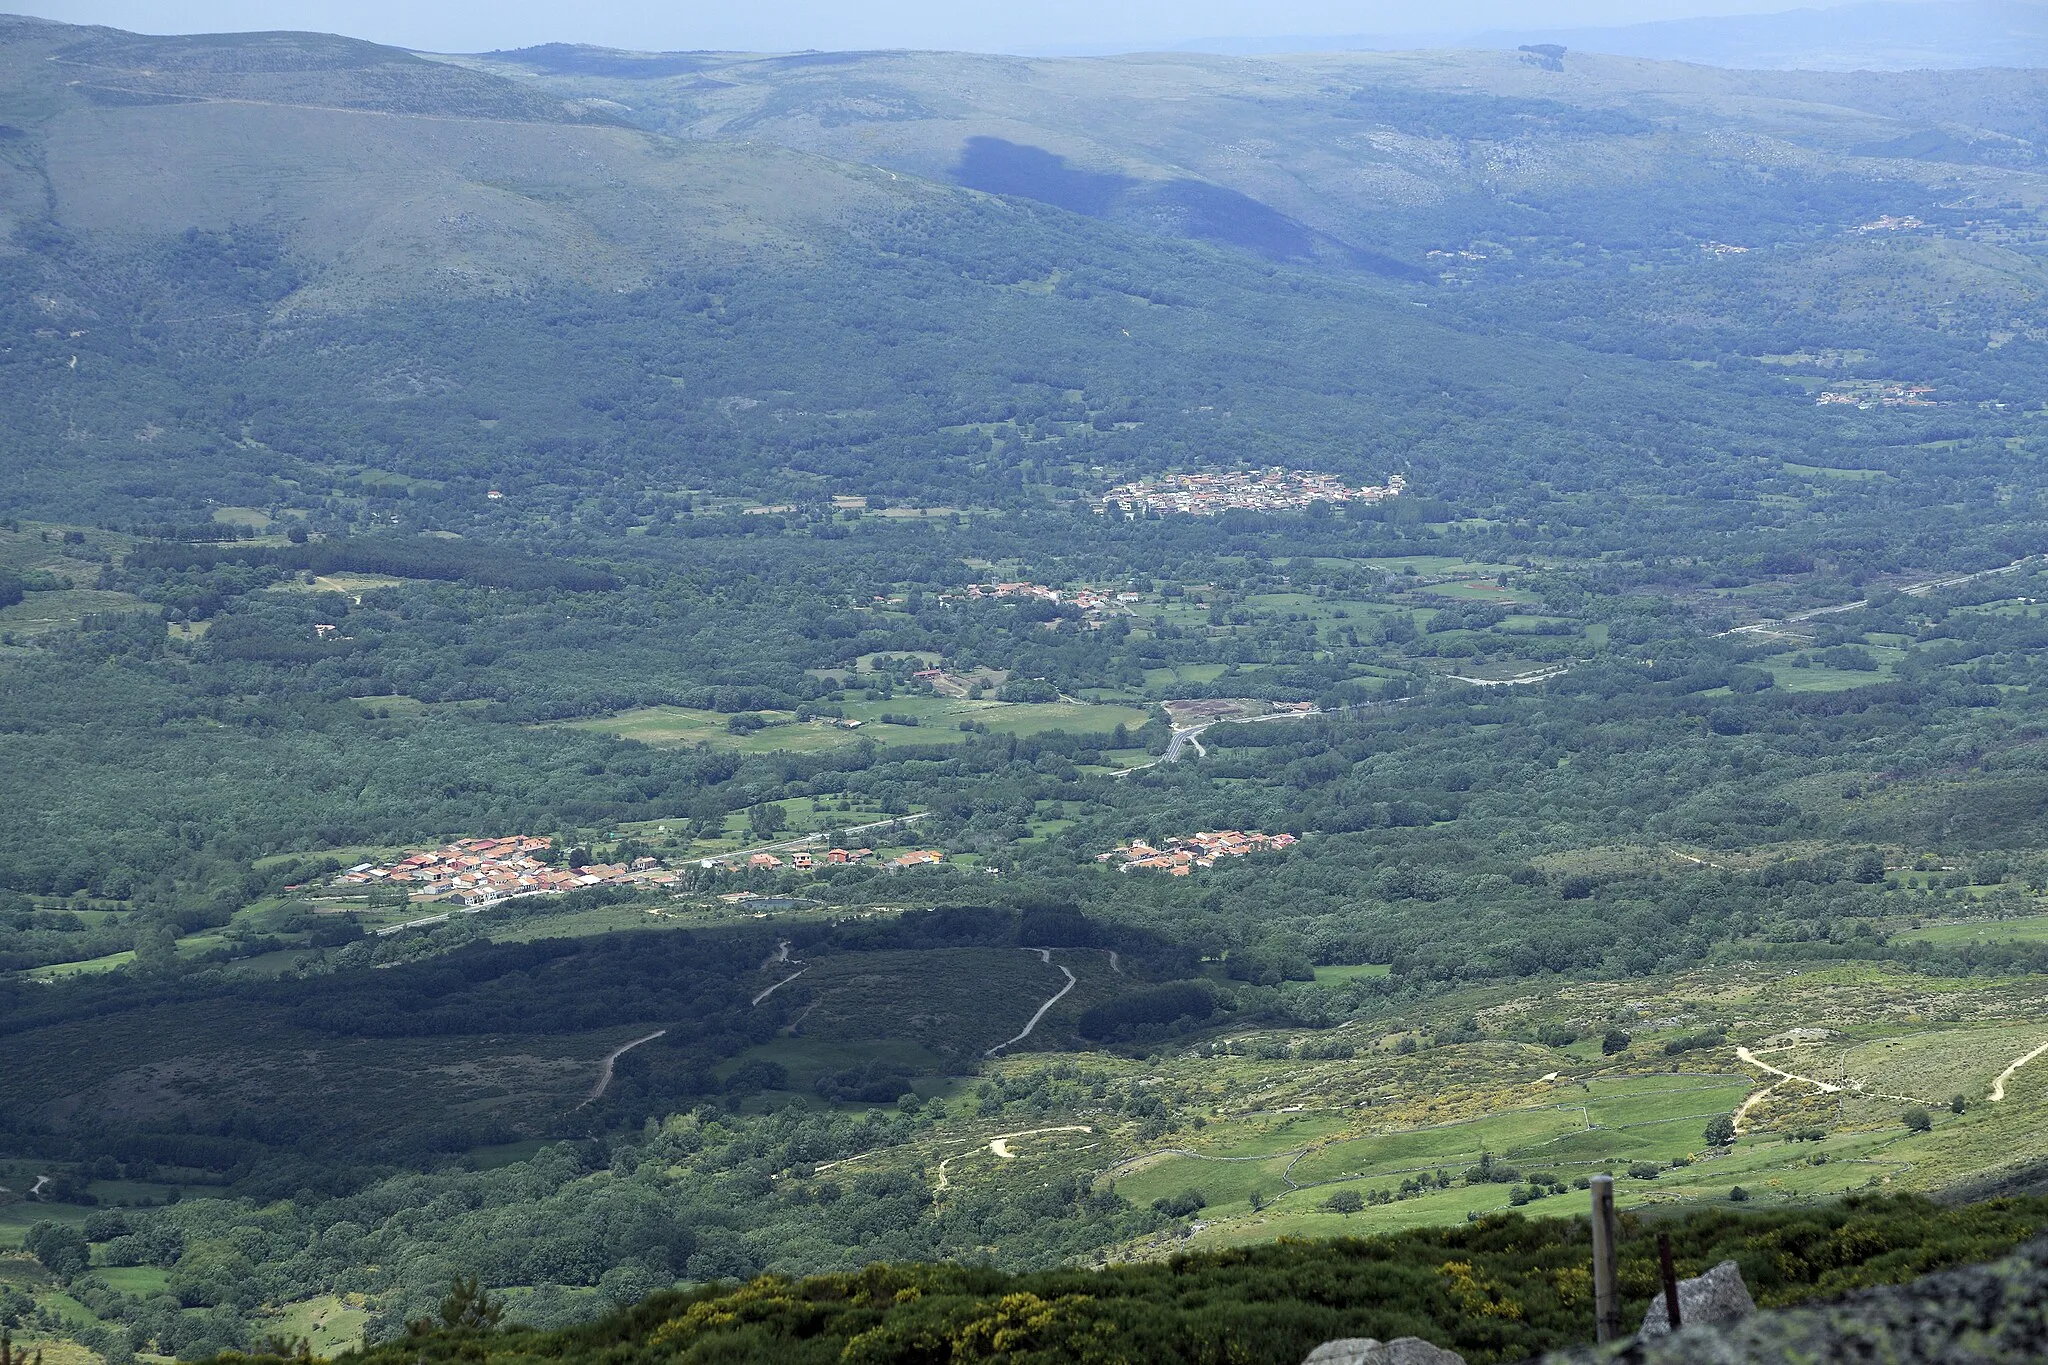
[1172,0,2048,70]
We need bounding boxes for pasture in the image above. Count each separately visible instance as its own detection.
[559,698,1152,754]
[1894,914,2048,947]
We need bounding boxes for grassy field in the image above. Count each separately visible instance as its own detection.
[559,697,1154,754]
[91,1266,170,1295]
[1762,659,1897,692]
[1894,914,2048,946]
[1311,964,1392,986]
[0,588,153,637]
[258,1294,371,1356]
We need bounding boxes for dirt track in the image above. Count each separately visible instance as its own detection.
[1991,1038,2048,1102]
[577,1029,668,1107]
[986,948,1077,1055]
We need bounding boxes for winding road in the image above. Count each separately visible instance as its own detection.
[986,948,1077,1055]
[1732,1042,1930,1131]
[989,1125,1093,1159]
[576,1029,668,1107]
[1722,554,2042,640]
[1732,1045,1841,1133]
[1991,1038,2048,1102]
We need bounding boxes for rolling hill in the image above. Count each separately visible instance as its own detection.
[459,41,2048,266]
[0,16,936,311]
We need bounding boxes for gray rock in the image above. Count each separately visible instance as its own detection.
[1639,1259,1758,1338]
[1541,1234,2048,1364]
[1303,1337,1466,1365]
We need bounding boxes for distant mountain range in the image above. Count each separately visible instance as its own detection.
[1171,0,2048,70]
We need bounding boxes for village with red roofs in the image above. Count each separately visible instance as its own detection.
[329,836,678,906]
[1097,829,1298,875]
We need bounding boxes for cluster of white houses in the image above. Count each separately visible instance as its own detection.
[1101,468,1405,516]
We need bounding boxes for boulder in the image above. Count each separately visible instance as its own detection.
[1303,1338,1467,1365]
[1541,1234,2048,1363]
[1639,1259,1758,1338]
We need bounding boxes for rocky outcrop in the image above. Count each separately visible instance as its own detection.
[1546,1235,2048,1364]
[1639,1260,1757,1338]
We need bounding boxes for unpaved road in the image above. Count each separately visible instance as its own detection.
[1732,1042,1927,1130]
[936,1126,1094,1190]
[578,1029,668,1106]
[1733,1044,1841,1132]
[752,966,809,1006]
[986,948,1077,1055]
[988,1125,1092,1159]
[1991,1038,2048,1102]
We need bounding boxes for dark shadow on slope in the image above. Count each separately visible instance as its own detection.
[951,136,1134,217]
[951,137,1425,279]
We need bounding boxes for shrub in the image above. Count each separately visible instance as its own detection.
[1903,1108,1933,1133]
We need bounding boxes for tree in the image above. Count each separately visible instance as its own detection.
[1903,1108,1933,1133]
[1601,1028,1632,1056]
[132,920,179,976]
[747,802,788,838]
[1323,1189,1364,1215]
[416,1276,503,1335]
[23,1223,88,1282]
[1703,1115,1736,1146]
[1950,1094,1968,1114]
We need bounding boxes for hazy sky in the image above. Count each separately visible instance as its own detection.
[11,0,1852,54]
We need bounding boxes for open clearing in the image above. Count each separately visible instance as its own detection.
[559,698,1152,753]
[1894,914,2048,947]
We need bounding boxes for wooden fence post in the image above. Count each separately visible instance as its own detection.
[1590,1174,1621,1342]
[1658,1230,1683,1332]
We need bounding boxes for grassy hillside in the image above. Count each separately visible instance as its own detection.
[0,18,931,311]
[462,45,2048,263]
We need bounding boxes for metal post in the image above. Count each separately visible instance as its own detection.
[1590,1174,1621,1343]
[1658,1231,1683,1332]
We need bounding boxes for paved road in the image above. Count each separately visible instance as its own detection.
[1722,554,2041,639]
[1449,664,1570,688]
[709,811,931,866]
[1163,706,1327,763]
